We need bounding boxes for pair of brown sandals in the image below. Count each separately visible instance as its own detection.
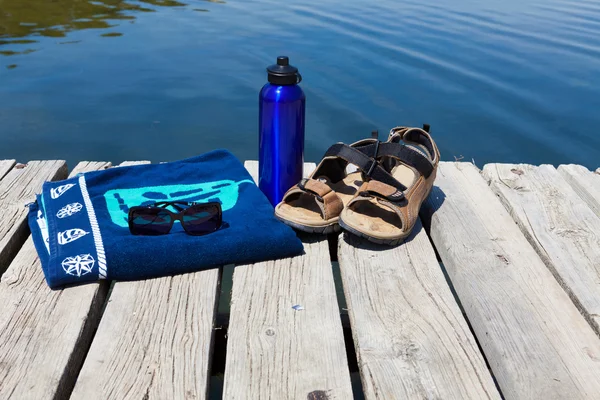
[274,125,439,246]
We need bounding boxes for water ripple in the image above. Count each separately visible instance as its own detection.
[0,0,599,168]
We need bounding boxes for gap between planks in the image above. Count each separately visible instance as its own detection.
[421,161,600,399]
[222,161,354,399]
[0,160,67,277]
[0,161,111,400]
[0,159,16,181]
[557,164,600,218]
[71,161,222,400]
[338,219,500,399]
[483,163,600,336]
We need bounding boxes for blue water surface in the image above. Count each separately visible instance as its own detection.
[1,0,599,169]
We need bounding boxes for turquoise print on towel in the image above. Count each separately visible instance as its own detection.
[104,179,253,227]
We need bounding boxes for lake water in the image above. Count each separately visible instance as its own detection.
[1,0,599,170]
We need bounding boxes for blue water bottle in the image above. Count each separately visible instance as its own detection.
[259,56,305,206]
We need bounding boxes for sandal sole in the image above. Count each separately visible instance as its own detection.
[276,215,341,235]
[339,218,408,246]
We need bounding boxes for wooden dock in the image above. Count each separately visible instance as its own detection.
[0,158,599,399]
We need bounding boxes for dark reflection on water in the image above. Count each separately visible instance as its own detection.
[0,0,599,170]
[0,0,189,56]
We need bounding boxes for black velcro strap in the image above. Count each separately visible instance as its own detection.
[353,142,434,178]
[323,143,407,191]
[378,143,434,178]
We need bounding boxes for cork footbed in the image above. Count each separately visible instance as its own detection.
[340,164,416,240]
[275,171,363,228]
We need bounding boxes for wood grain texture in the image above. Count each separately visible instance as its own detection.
[483,163,600,335]
[0,161,111,400]
[338,222,500,400]
[71,271,222,400]
[0,160,67,276]
[420,161,600,399]
[558,164,600,217]
[70,161,112,175]
[222,162,353,400]
[71,161,222,400]
[117,161,146,167]
[0,160,16,181]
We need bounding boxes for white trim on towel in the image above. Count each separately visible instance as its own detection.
[36,209,50,254]
[79,175,107,279]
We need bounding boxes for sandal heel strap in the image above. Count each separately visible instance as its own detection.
[389,126,439,164]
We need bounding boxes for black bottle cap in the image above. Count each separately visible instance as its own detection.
[267,56,302,85]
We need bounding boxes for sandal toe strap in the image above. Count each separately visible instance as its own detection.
[349,181,409,231]
[285,178,343,220]
[357,181,406,203]
[298,178,332,197]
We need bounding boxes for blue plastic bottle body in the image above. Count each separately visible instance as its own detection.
[258,83,305,206]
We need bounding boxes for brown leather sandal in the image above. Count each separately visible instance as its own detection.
[275,137,402,234]
[339,126,440,245]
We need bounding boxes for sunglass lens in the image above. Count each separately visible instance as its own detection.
[129,208,173,235]
[182,204,221,235]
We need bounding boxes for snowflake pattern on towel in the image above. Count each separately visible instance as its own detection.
[62,254,95,277]
[56,202,83,218]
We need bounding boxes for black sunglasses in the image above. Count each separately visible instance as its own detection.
[128,201,222,236]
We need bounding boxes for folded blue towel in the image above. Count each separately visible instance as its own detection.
[28,150,303,289]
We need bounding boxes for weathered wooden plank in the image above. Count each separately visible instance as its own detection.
[0,160,67,276]
[70,161,111,175]
[71,161,222,400]
[338,222,500,399]
[483,163,600,335]
[116,161,144,167]
[71,271,222,400]
[557,164,600,217]
[0,159,16,181]
[222,162,353,399]
[0,161,111,400]
[420,161,600,399]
